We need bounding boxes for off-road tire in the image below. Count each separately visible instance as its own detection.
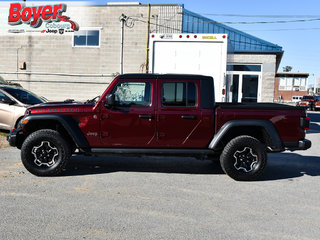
[220,135,267,181]
[21,129,71,176]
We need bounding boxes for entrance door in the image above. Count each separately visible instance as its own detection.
[241,75,258,102]
[231,75,239,103]
[228,74,260,103]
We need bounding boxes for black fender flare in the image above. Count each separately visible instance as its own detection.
[208,120,284,152]
[22,114,89,149]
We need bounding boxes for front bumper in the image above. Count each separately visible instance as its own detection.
[7,128,24,148]
[284,139,312,151]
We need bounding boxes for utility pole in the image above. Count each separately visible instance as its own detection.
[119,14,127,75]
[145,4,151,73]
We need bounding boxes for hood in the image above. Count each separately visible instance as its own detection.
[27,100,95,114]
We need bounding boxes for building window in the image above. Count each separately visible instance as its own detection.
[279,77,293,90]
[293,77,300,87]
[73,29,100,47]
[162,82,197,107]
[227,65,261,72]
[297,77,307,91]
[279,77,307,91]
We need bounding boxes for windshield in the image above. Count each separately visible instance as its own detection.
[302,96,314,100]
[1,87,44,105]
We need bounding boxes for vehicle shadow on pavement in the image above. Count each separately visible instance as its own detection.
[63,152,320,181]
[63,155,224,176]
[262,153,320,181]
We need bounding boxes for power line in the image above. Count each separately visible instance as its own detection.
[218,18,320,24]
[242,27,320,32]
[131,17,181,32]
[201,13,320,18]
[138,15,320,25]
[172,18,320,24]
[129,15,320,34]
[130,16,320,34]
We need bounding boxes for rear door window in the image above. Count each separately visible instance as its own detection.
[162,82,197,107]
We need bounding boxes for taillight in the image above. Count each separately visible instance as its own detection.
[300,117,310,130]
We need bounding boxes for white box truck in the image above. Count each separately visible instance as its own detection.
[149,33,228,102]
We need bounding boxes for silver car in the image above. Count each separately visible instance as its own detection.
[0,86,45,131]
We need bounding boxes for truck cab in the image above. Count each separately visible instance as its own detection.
[98,74,214,148]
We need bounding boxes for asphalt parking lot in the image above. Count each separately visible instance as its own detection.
[1,112,320,240]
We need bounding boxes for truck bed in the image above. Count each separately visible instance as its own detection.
[215,102,307,143]
[216,102,302,110]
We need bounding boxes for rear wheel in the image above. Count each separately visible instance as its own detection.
[220,135,267,181]
[21,129,71,176]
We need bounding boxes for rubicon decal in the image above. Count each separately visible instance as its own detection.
[8,2,79,31]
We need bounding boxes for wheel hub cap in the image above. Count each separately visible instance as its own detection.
[233,147,258,172]
[32,141,58,167]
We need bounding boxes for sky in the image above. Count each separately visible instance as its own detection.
[2,0,320,85]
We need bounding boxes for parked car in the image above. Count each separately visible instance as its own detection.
[0,76,22,87]
[297,95,318,110]
[0,86,45,131]
[314,96,320,111]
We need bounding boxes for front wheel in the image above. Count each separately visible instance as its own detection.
[21,129,71,176]
[220,136,267,181]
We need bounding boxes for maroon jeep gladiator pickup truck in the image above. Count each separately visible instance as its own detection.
[7,74,311,181]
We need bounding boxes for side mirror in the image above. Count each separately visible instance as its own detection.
[105,94,115,108]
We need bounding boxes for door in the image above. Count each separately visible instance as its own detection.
[228,74,260,103]
[231,75,239,103]
[241,75,258,102]
[0,91,15,130]
[100,80,156,147]
[156,79,207,148]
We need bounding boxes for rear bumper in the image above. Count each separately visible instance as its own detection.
[284,139,311,151]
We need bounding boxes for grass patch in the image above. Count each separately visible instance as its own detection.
[0,131,8,137]
[0,131,9,148]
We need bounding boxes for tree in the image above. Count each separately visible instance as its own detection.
[283,66,292,72]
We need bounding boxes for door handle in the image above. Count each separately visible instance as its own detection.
[181,115,196,120]
[139,115,153,119]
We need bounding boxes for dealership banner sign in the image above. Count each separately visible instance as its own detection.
[0,1,82,35]
[8,2,79,30]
